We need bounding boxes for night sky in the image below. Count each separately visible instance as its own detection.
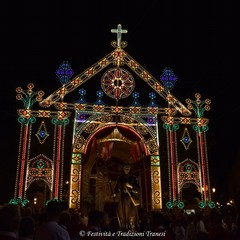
[0,1,237,205]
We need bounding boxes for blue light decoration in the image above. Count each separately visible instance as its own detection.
[148,92,159,107]
[147,117,156,126]
[95,90,106,105]
[180,128,192,150]
[75,89,87,104]
[160,67,177,91]
[130,92,141,106]
[37,160,45,168]
[77,113,86,123]
[55,61,74,85]
[35,121,49,144]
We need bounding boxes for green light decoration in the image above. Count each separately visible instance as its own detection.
[51,118,70,126]
[16,83,44,109]
[166,201,173,209]
[199,201,206,208]
[166,200,184,209]
[37,160,45,168]
[45,198,65,207]
[208,201,216,208]
[163,122,180,131]
[198,200,215,209]
[186,93,211,133]
[9,197,30,207]
[186,93,211,118]
[177,201,184,209]
[193,124,209,133]
[18,116,36,125]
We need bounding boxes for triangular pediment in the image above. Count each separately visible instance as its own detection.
[40,24,191,117]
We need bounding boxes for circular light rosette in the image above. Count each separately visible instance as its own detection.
[101,68,135,99]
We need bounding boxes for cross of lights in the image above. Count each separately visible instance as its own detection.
[111,24,128,48]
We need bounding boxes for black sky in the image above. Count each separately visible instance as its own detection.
[0,0,237,204]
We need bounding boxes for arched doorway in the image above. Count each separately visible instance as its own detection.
[80,126,152,216]
[181,183,201,208]
[26,179,51,211]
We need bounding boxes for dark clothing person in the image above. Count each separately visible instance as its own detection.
[0,204,21,240]
[34,200,71,240]
[114,164,140,231]
[208,210,230,240]
[18,216,35,240]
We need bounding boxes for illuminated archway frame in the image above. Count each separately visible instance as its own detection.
[69,112,162,210]
[26,154,54,192]
[28,24,213,210]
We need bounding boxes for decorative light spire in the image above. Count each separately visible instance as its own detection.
[16,83,44,109]
[186,93,211,118]
[55,61,74,85]
[75,89,87,104]
[160,67,177,92]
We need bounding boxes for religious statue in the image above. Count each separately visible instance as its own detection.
[113,164,140,231]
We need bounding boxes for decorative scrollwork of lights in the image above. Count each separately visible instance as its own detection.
[101,68,135,99]
[9,197,30,207]
[166,200,184,209]
[199,200,215,209]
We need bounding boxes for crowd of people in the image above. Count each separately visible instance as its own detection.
[1,199,240,240]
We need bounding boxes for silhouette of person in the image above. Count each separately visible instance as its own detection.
[0,203,21,240]
[18,216,35,240]
[34,200,71,240]
[113,164,140,231]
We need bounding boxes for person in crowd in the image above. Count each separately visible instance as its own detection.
[150,211,174,240]
[0,203,21,240]
[138,208,151,231]
[83,210,108,240]
[172,219,185,240]
[232,211,240,240]
[196,212,208,240]
[68,211,87,240]
[85,210,103,232]
[17,216,35,240]
[207,210,230,240]
[58,210,71,231]
[113,164,140,231]
[34,200,71,240]
[108,216,121,232]
[185,213,197,240]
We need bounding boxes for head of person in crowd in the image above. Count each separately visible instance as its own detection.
[58,210,71,230]
[0,203,21,237]
[46,200,62,221]
[18,216,35,240]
